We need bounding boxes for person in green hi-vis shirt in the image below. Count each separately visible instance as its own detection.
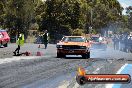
[13,33,24,56]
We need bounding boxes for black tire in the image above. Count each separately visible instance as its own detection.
[3,43,8,47]
[82,52,90,59]
[82,54,86,59]
[57,53,61,58]
[87,52,90,58]
[57,53,65,58]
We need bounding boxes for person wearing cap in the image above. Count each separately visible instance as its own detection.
[13,33,24,55]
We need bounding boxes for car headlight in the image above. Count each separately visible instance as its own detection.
[80,46,86,49]
[56,45,63,48]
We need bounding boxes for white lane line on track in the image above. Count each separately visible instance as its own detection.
[58,81,70,88]
[116,64,128,74]
[105,63,128,88]
[57,75,77,88]
[93,67,101,74]
[70,76,80,88]
[73,82,80,88]
[0,56,51,64]
[56,75,79,88]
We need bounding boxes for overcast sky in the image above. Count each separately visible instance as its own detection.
[118,0,132,14]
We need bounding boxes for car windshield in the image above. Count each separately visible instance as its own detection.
[62,37,85,42]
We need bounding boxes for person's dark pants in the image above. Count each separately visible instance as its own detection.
[124,43,127,52]
[114,42,119,50]
[127,43,132,53]
[119,42,122,51]
[130,45,132,53]
[14,45,20,55]
[121,43,125,51]
[44,43,47,49]
[116,42,119,50]
[114,43,116,50]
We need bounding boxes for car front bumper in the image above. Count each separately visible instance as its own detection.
[57,48,89,55]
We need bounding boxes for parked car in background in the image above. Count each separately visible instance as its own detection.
[90,35,108,50]
[56,36,91,59]
[0,30,10,47]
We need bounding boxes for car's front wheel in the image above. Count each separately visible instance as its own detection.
[57,53,65,58]
[82,52,90,59]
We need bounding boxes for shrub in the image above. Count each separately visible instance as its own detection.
[72,28,84,36]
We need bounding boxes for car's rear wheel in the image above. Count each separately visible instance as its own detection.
[57,53,65,58]
[3,43,8,47]
[82,52,90,59]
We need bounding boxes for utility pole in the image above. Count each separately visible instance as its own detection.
[15,2,20,42]
[85,0,94,34]
[89,8,93,34]
[16,5,19,35]
[90,8,93,26]
[89,0,94,34]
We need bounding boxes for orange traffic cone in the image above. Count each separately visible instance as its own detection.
[36,51,42,56]
[36,45,43,56]
[25,51,31,56]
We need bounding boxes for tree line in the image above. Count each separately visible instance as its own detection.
[0,0,131,40]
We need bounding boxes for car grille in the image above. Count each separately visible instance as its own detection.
[63,45,81,49]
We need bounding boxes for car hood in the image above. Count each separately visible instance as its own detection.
[57,42,86,46]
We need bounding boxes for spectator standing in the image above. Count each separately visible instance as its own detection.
[127,35,132,53]
[43,30,48,49]
[13,33,24,55]
[124,35,129,52]
[119,34,124,51]
[113,34,120,50]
